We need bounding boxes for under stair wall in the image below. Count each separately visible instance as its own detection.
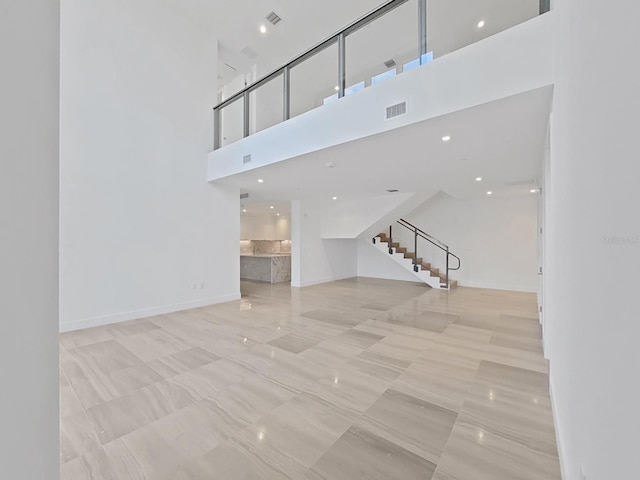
[357,238,419,283]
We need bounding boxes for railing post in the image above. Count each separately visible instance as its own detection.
[418,0,427,61]
[338,33,346,98]
[283,67,291,121]
[213,107,220,150]
[445,247,450,289]
[243,90,250,138]
[389,225,393,255]
[414,228,418,272]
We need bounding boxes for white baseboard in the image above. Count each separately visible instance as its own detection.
[292,274,357,288]
[458,280,538,293]
[549,367,569,480]
[59,292,241,333]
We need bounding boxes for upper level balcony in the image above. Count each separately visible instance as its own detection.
[208,0,553,182]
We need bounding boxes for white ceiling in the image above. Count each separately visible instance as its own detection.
[215,86,552,206]
[158,0,539,92]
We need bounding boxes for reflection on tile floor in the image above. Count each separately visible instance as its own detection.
[60,278,560,479]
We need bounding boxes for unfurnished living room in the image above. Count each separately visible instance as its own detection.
[2,0,639,479]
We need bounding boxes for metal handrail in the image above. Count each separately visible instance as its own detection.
[398,218,447,250]
[394,218,460,288]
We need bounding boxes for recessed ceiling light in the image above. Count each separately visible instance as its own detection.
[259,25,267,34]
[478,20,485,28]
[530,189,537,193]
[332,196,338,200]
[276,213,280,216]
[442,135,451,142]
[270,205,274,209]
[242,209,247,213]
[487,191,493,195]
[325,162,335,168]
[257,179,264,183]
[475,177,482,182]
[334,86,339,91]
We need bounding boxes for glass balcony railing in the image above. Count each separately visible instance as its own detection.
[213,0,549,150]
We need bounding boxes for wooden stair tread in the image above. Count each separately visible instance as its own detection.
[375,228,458,290]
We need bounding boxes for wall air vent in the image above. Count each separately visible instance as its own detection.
[265,11,282,25]
[240,193,249,200]
[386,189,399,193]
[241,46,259,59]
[386,101,407,120]
[384,59,396,68]
[243,154,252,164]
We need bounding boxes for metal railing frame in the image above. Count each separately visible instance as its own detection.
[396,218,461,289]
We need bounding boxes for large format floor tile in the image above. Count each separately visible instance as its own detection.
[60,278,560,479]
[307,425,437,480]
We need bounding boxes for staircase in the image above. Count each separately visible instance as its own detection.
[372,219,460,290]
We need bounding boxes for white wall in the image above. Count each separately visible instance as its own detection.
[0,2,60,478]
[60,0,240,332]
[358,192,539,292]
[209,13,554,180]
[241,215,291,240]
[545,1,640,478]
[291,200,358,287]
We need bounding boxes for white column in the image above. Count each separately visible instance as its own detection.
[0,2,60,478]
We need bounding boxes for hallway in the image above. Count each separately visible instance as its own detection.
[60,278,560,479]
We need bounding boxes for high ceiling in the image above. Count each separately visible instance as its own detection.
[157,0,539,92]
[156,0,545,213]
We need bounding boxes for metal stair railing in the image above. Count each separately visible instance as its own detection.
[374,219,460,289]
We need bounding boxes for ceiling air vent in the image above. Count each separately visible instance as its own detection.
[241,46,259,59]
[387,189,399,193]
[240,192,250,200]
[265,11,282,25]
[243,154,252,164]
[386,101,407,120]
[384,59,396,68]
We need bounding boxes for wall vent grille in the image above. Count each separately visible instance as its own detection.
[243,154,252,164]
[240,193,249,199]
[266,11,282,25]
[384,59,396,68]
[386,102,407,119]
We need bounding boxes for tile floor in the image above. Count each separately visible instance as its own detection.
[60,277,561,479]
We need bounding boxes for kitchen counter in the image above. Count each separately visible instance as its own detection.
[240,254,291,283]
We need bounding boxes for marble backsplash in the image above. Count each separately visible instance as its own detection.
[240,240,292,255]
